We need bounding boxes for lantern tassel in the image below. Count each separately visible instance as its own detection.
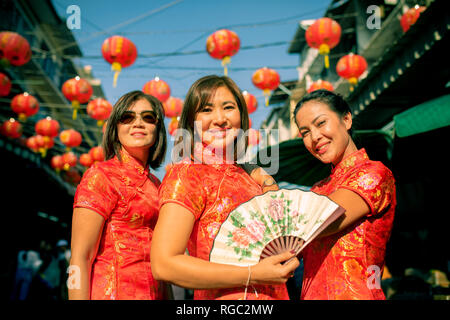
[324,55,330,69]
[97,120,104,127]
[222,56,231,76]
[263,89,271,107]
[319,44,330,69]
[349,77,358,92]
[72,100,80,120]
[112,62,122,88]
[18,113,27,122]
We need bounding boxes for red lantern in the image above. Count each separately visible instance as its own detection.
[243,91,257,114]
[89,146,104,162]
[206,29,240,76]
[26,136,39,153]
[50,155,64,173]
[142,77,171,103]
[34,134,54,158]
[11,92,39,121]
[168,117,179,136]
[0,118,22,138]
[101,35,137,87]
[0,72,12,96]
[400,6,426,32]
[308,80,334,93]
[80,153,94,168]
[62,152,77,171]
[336,53,368,91]
[252,67,280,106]
[305,17,341,69]
[35,117,60,139]
[248,128,261,146]
[163,96,183,118]
[60,129,82,150]
[0,31,32,67]
[62,77,93,120]
[87,98,112,126]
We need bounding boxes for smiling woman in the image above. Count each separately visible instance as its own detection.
[293,90,396,300]
[151,75,299,301]
[69,91,170,300]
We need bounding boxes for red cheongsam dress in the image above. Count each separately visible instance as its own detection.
[159,161,290,300]
[73,149,166,300]
[301,148,396,300]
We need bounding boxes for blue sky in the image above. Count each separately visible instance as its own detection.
[52,0,331,179]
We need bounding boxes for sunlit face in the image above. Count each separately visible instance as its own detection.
[194,86,241,150]
[117,98,158,157]
[295,100,354,165]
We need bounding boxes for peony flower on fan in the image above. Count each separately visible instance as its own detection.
[246,220,266,242]
[231,228,253,247]
[268,199,285,221]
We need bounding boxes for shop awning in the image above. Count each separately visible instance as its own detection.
[394,94,450,138]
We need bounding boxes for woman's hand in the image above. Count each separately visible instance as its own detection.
[242,163,279,193]
[250,250,299,285]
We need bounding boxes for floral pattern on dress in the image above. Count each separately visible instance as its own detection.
[73,149,166,300]
[159,161,290,300]
[301,149,396,300]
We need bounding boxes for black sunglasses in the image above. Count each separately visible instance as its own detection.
[119,111,158,125]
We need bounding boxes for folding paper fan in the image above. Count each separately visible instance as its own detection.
[209,189,345,266]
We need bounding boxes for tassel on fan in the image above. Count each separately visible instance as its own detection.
[209,189,345,266]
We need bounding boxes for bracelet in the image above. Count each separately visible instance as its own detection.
[243,265,251,300]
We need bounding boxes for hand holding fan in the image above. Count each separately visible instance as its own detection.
[209,189,345,266]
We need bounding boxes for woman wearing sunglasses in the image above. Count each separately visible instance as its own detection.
[69,90,169,300]
[151,75,299,300]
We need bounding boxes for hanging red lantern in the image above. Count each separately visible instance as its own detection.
[80,153,94,168]
[35,117,60,140]
[101,35,137,87]
[243,91,257,114]
[89,146,104,163]
[62,152,77,171]
[11,92,39,121]
[87,98,112,126]
[206,29,240,76]
[400,6,426,32]
[50,155,64,173]
[0,72,12,96]
[62,77,93,120]
[252,67,280,106]
[0,118,22,138]
[308,80,334,93]
[142,77,171,103]
[336,53,367,91]
[305,17,341,69]
[26,136,39,153]
[248,128,261,146]
[60,129,82,150]
[163,96,183,118]
[34,134,54,158]
[0,31,32,67]
[168,117,179,136]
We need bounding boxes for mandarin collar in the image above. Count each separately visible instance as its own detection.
[331,148,369,176]
[118,148,149,177]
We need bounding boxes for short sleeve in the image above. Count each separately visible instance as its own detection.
[158,164,206,220]
[339,163,395,217]
[73,165,119,220]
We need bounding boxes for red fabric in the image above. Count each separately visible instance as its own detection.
[301,149,396,300]
[159,161,290,300]
[73,149,166,300]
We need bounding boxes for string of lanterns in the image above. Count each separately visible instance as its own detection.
[0,4,427,183]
